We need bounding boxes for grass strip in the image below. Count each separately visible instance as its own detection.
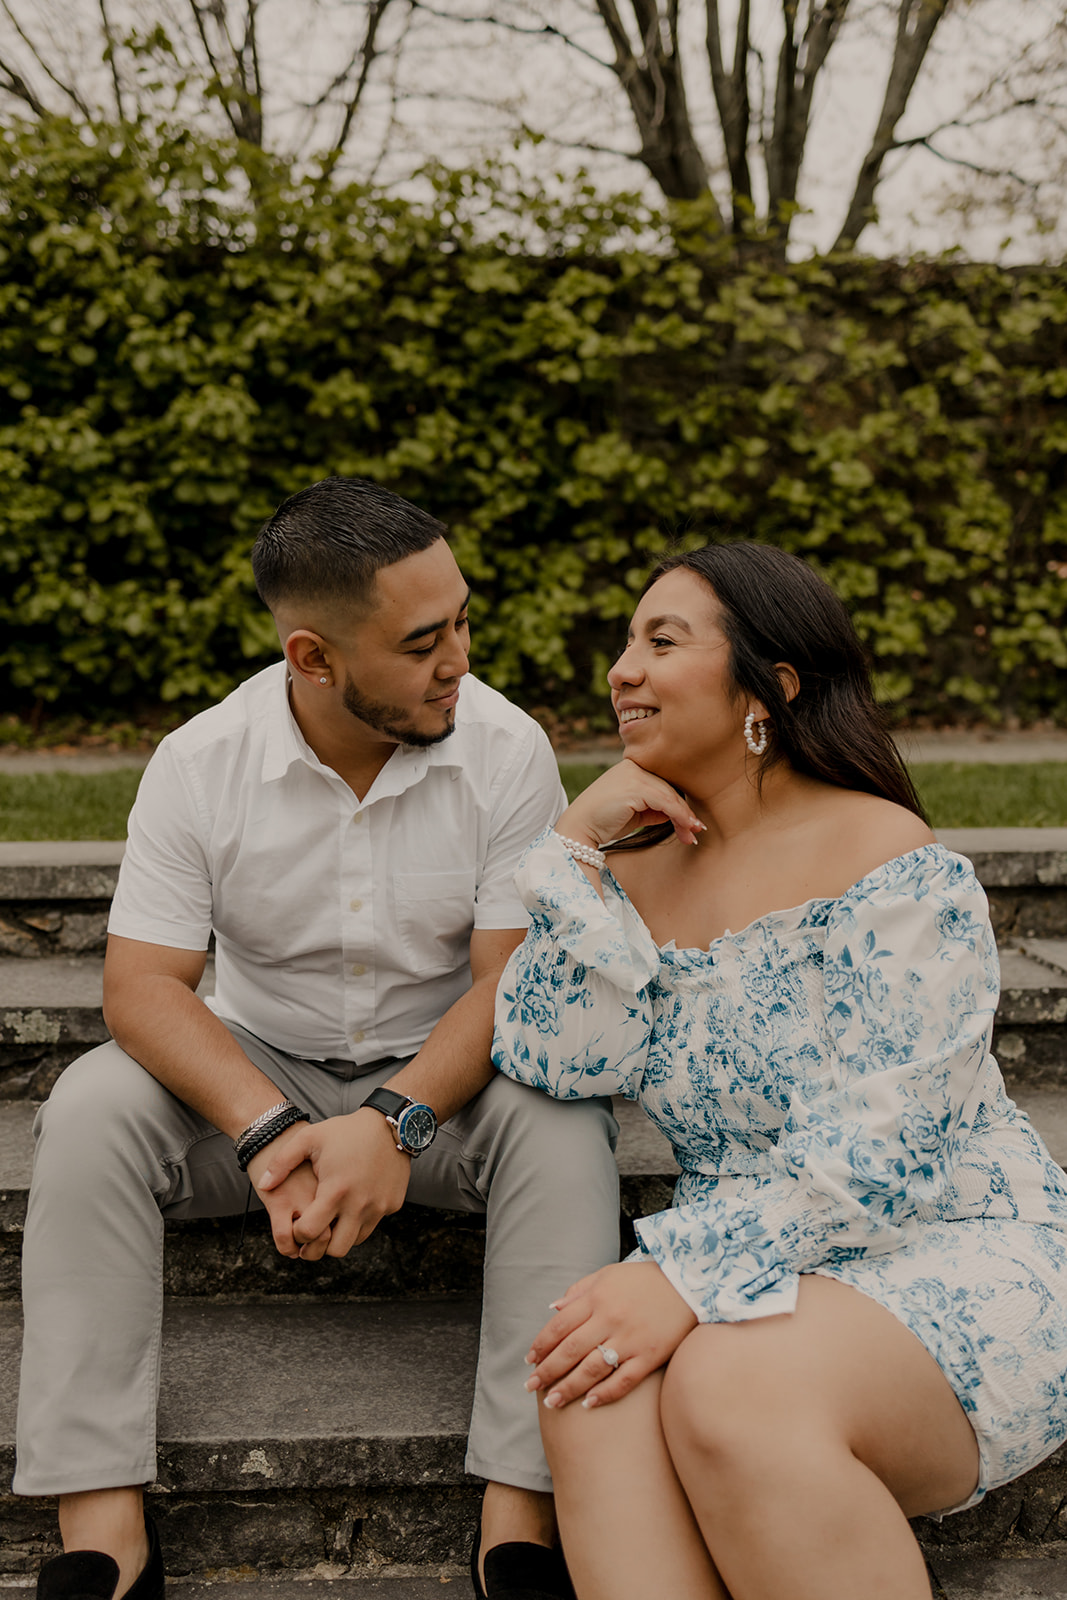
[913,762,1067,828]
[0,761,1064,841]
[0,769,145,841]
[561,762,1067,828]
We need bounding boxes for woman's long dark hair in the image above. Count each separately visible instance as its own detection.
[608,541,927,853]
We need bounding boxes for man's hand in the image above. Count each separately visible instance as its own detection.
[245,1135,333,1259]
[251,1109,412,1259]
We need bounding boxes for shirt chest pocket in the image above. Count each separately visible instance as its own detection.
[393,869,477,977]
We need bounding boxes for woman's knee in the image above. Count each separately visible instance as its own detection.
[660,1324,790,1472]
[541,1368,664,1474]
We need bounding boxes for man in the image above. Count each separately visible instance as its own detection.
[16,477,620,1600]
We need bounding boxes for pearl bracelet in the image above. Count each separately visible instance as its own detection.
[553,831,607,871]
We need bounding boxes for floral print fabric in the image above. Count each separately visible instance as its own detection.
[492,828,1067,1503]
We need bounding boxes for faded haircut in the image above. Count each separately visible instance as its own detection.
[251,476,447,613]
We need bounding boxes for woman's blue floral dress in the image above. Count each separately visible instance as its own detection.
[492,828,1067,1509]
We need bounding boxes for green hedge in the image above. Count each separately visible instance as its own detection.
[2,118,1066,725]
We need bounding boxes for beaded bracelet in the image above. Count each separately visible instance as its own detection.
[553,831,607,871]
[235,1105,311,1171]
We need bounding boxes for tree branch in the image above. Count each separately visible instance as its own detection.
[244,0,263,142]
[98,0,127,121]
[0,1,93,117]
[0,48,47,116]
[766,0,850,225]
[317,0,404,184]
[835,0,950,250]
[592,0,717,208]
[185,0,263,146]
[409,3,612,73]
[705,0,753,224]
[891,133,1033,190]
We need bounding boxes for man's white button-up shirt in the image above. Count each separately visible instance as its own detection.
[108,663,567,1063]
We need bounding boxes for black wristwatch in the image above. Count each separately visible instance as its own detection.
[363,1086,438,1157]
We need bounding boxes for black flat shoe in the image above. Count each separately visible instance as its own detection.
[38,1516,164,1600]
[471,1528,577,1600]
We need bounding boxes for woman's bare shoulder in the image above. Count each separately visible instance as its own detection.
[811,791,935,892]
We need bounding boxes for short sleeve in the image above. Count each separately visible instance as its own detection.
[107,740,213,950]
[473,725,568,929]
[633,848,1001,1323]
[492,827,660,1099]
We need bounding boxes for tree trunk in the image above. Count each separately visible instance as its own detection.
[706,0,753,229]
[766,0,851,247]
[594,0,721,211]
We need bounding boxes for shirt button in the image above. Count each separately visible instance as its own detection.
[352,1030,365,1044]
[352,963,366,977]
[350,898,362,911]
[352,811,363,824]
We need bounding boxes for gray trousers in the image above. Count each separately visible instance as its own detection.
[14,1022,620,1497]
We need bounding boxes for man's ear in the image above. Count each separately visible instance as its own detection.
[285,629,333,689]
[775,662,801,704]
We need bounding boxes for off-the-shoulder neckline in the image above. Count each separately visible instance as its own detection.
[606,841,964,956]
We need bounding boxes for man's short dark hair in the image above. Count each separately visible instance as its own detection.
[251,476,448,612]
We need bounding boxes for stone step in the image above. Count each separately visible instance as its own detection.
[0,1297,482,1579]
[3,931,1066,1103]
[931,1552,1067,1598]
[3,1559,1066,1598]
[0,954,215,1100]
[0,1097,678,1302]
[169,1584,475,1599]
[1,1295,1065,1586]
[2,1078,1065,1300]
[0,1583,479,1599]
[0,842,122,960]
[1,1081,1065,1304]
[2,832,1067,963]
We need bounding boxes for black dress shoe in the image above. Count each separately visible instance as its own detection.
[38,1516,164,1600]
[471,1528,577,1600]
[925,1557,948,1600]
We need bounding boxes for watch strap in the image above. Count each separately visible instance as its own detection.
[363,1086,412,1121]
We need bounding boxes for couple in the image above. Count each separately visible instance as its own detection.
[18,476,1067,1600]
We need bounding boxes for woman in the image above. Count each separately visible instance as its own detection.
[491,543,1067,1600]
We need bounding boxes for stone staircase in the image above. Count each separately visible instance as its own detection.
[2,833,1067,1598]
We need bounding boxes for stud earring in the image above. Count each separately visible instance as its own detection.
[744,711,768,755]
[319,677,329,685]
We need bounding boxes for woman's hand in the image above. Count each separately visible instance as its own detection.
[557,759,705,851]
[524,1260,698,1410]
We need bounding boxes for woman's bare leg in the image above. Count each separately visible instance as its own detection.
[660,1275,980,1600]
[541,1371,728,1600]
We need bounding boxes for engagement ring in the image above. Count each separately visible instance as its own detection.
[596,1342,620,1369]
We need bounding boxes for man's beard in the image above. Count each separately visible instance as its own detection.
[342,671,457,748]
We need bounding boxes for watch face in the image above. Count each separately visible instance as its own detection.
[396,1102,437,1152]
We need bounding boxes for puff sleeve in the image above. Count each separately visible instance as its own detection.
[492,827,661,1099]
[632,849,1001,1323]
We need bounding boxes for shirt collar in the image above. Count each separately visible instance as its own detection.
[260,665,308,783]
[261,663,466,796]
